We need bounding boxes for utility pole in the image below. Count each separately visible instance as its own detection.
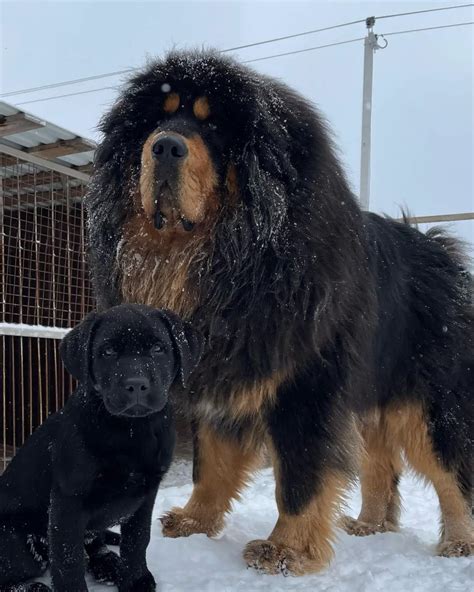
[359,17,386,210]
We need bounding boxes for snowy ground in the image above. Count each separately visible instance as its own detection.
[37,463,472,592]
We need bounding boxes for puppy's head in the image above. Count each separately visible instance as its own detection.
[60,304,204,418]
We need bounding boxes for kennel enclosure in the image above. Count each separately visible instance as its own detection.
[0,101,95,470]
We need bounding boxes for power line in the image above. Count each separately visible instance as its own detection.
[381,20,473,36]
[4,18,367,99]
[17,85,117,106]
[375,3,473,21]
[0,69,134,99]
[12,19,474,106]
[221,18,366,52]
[243,37,365,64]
[2,3,472,99]
[15,37,366,106]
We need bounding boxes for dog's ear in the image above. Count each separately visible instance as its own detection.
[59,312,99,383]
[149,309,204,388]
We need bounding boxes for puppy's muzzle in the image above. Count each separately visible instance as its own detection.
[105,376,167,417]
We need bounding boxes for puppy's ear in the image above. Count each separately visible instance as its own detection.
[60,312,98,382]
[151,309,204,388]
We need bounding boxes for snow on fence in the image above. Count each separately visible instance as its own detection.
[0,151,94,470]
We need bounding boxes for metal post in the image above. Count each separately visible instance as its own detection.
[359,17,386,211]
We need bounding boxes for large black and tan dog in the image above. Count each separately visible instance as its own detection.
[86,50,473,575]
[0,304,203,592]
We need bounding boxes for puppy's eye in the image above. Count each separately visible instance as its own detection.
[102,346,116,357]
[151,343,165,355]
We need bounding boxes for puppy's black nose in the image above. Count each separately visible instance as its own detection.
[123,377,151,395]
[152,134,188,161]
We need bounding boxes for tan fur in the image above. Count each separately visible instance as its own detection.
[139,133,159,217]
[193,96,211,120]
[225,163,239,204]
[163,92,180,113]
[178,135,219,223]
[342,410,402,534]
[119,213,207,319]
[385,404,473,552]
[343,403,473,554]
[244,467,349,575]
[139,131,219,225]
[227,372,288,420]
[161,425,264,538]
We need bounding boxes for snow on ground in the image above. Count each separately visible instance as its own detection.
[38,465,472,592]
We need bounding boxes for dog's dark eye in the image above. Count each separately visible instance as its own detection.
[102,346,116,357]
[151,343,165,355]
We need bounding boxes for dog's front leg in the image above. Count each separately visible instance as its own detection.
[49,486,87,592]
[118,488,158,592]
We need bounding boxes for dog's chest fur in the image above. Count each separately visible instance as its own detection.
[118,216,206,319]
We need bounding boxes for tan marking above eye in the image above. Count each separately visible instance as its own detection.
[193,96,211,121]
[163,93,180,114]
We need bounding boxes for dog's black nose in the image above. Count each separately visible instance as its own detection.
[123,377,151,395]
[152,134,188,161]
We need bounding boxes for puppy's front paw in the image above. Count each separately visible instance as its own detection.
[88,549,123,584]
[119,569,156,592]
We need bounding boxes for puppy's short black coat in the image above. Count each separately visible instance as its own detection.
[0,304,203,592]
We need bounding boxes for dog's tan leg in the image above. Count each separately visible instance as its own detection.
[390,405,473,557]
[161,423,262,538]
[244,464,349,575]
[342,414,402,536]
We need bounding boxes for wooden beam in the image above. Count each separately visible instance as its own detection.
[26,137,94,160]
[0,112,44,137]
[73,163,94,174]
[0,144,91,182]
[397,213,474,224]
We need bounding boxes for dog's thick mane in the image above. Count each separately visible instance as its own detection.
[87,50,373,401]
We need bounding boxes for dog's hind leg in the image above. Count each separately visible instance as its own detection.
[342,410,402,536]
[387,403,473,557]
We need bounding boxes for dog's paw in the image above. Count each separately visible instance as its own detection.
[438,539,473,557]
[17,584,52,592]
[339,515,398,536]
[243,539,324,576]
[119,570,156,592]
[160,507,223,538]
[88,549,123,585]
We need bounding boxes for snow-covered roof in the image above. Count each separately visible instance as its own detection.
[0,100,95,181]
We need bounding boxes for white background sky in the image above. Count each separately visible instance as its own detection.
[1,0,473,245]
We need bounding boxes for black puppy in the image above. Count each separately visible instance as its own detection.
[0,304,203,592]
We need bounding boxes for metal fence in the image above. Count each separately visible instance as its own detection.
[0,152,94,470]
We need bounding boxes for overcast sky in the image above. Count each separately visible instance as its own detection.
[1,0,472,244]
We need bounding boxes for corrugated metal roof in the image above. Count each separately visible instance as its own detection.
[0,100,96,171]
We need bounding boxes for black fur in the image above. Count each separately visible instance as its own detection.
[0,304,203,592]
[86,50,472,533]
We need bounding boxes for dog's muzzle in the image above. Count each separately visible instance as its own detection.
[150,133,195,232]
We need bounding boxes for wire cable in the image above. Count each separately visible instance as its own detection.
[3,3,472,99]
[243,37,365,64]
[375,3,473,21]
[16,86,118,106]
[12,14,474,105]
[1,18,367,99]
[0,69,134,99]
[381,20,473,36]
